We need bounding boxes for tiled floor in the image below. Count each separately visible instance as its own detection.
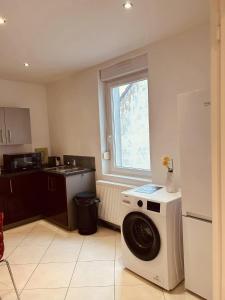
[0,220,201,300]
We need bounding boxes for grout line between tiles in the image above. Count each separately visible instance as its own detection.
[63,234,85,300]
[16,284,115,291]
[18,226,58,295]
[1,221,44,295]
[3,221,38,260]
[63,285,115,288]
[19,287,68,291]
[77,259,115,263]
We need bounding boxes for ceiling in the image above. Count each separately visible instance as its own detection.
[0,0,209,84]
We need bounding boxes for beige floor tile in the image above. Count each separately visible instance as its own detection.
[19,230,55,247]
[115,260,150,286]
[70,260,114,287]
[8,245,47,264]
[0,263,37,290]
[29,222,56,233]
[164,283,202,299]
[3,232,26,248]
[21,288,67,300]
[78,236,115,261]
[116,238,122,261]
[85,226,117,239]
[2,246,17,259]
[54,230,81,238]
[41,244,80,263]
[50,233,84,249]
[115,285,164,300]
[4,223,35,235]
[33,221,60,233]
[2,222,199,300]
[25,262,75,289]
[66,286,114,300]
[0,290,18,300]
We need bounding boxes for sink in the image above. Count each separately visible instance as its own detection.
[44,166,87,174]
[57,167,84,174]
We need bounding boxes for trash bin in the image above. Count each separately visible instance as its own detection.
[74,192,100,235]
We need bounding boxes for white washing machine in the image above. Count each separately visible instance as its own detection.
[120,184,184,290]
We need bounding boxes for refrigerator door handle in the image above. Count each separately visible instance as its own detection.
[185,212,212,223]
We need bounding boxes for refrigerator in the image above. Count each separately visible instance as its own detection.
[178,90,212,300]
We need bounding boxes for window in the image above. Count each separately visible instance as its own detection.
[106,72,151,177]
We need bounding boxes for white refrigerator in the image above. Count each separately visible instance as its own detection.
[178,90,212,300]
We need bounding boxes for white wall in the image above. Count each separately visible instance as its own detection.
[47,68,101,175]
[149,24,210,186]
[47,24,210,185]
[0,79,50,163]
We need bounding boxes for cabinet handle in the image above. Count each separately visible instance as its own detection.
[9,179,13,194]
[8,129,12,144]
[47,176,56,192]
[0,129,4,143]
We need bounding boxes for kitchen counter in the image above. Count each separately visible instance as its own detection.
[43,166,95,177]
[0,169,41,178]
[0,166,95,178]
[0,155,96,231]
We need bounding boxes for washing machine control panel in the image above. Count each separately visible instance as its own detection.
[147,201,160,213]
[136,199,160,213]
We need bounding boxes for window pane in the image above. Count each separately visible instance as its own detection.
[111,78,150,171]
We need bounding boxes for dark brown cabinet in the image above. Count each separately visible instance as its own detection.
[41,173,68,228]
[0,177,11,225]
[0,172,42,227]
[41,171,96,230]
[0,170,96,230]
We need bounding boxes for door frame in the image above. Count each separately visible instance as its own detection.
[211,0,225,299]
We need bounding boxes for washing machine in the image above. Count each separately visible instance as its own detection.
[120,184,184,290]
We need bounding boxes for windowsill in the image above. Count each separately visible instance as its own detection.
[101,172,152,187]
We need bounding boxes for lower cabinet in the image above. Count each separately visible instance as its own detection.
[0,170,96,230]
[0,177,11,225]
[0,172,42,227]
[42,172,96,230]
[41,173,68,228]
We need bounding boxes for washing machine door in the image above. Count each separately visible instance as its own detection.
[122,212,160,261]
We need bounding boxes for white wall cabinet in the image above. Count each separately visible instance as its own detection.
[0,107,32,145]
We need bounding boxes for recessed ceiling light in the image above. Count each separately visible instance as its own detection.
[0,17,6,25]
[123,1,133,9]
[24,62,30,68]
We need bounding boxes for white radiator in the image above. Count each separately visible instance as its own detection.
[96,180,134,226]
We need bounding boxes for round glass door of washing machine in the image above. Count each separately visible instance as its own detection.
[122,212,161,261]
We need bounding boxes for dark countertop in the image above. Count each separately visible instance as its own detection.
[0,167,95,178]
[43,167,95,177]
[0,169,41,178]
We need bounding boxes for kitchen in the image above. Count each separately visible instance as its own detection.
[0,151,96,230]
[0,0,220,299]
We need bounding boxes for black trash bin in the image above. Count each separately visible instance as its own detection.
[74,192,100,235]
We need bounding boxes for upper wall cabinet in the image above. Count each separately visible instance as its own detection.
[0,107,32,145]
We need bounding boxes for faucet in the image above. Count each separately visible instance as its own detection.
[72,159,76,167]
[66,159,76,167]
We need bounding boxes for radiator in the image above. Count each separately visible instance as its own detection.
[96,180,135,226]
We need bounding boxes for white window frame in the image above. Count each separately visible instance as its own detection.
[105,70,151,178]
